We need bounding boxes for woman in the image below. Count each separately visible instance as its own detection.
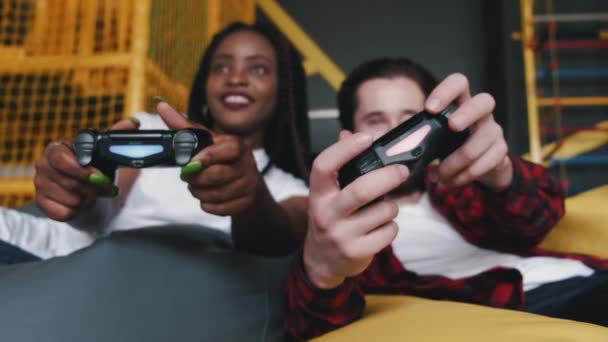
[0,24,312,341]
[8,22,311,258]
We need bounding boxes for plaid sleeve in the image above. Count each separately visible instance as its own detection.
[284,254,365,341]
[427,154,565,252]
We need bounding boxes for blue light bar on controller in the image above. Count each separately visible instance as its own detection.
[109,145,164,158]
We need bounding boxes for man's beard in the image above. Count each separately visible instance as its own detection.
[388,173,426,197]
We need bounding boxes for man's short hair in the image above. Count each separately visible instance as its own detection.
[337,57,439,131]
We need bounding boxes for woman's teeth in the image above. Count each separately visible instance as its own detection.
[224,95,251,104]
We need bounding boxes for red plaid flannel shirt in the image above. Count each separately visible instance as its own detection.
[285,155,608,340]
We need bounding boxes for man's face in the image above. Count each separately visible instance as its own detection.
[352,77,426,139]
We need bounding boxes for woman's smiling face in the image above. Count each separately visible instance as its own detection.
[205,30,278,144]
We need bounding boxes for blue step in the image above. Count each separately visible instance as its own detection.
[550,155,608,165]
[566,184,607,197]
[537,67,608,79]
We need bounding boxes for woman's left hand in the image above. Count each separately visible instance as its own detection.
[157,102,263,216]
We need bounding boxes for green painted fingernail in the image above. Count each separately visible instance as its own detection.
[152,95,166,103]
[89,173,111,186]
[128,116,141,127]
[180,161,202,176]
[111,186,119,198]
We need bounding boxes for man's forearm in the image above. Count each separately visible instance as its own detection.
[429,154,565,250]
[285,254,366,340]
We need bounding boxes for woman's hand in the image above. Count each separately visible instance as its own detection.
[157,102,264,216]
[34,119,139,221]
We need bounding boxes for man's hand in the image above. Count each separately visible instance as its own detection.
[303,130,409,289]
[425,73,513,191]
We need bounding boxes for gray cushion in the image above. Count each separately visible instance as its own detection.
[0,226,292,342]
[16,203,45,217]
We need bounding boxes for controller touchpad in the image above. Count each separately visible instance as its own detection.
[109,145,164,158]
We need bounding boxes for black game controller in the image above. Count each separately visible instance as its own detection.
[338,103,469,192]
[72,128,213,181]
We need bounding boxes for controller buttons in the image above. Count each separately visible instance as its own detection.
[173,130,198,165]
[73,132,96,166]
[131,160,145,168]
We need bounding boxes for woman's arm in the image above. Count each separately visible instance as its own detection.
[232,191,308,256]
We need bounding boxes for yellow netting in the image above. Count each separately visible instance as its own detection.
[0,0,254,208]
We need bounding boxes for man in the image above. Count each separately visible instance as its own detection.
[285,58,608,340]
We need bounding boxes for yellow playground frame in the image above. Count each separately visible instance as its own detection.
[6,0,604,207]
[520,0,608,165]
[0,0,344,207]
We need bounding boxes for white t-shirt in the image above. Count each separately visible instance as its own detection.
[0,207,94,258]
[391,193,593,291]
[74,112,309,235]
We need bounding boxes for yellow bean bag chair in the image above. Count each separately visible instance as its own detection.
[314,185,608,341]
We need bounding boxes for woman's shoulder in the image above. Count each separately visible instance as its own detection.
[264,165,309,200]
[251,149,307,192]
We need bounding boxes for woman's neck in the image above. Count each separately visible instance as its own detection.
[245,131,264,149]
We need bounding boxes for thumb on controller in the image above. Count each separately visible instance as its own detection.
[156,101,213,136]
